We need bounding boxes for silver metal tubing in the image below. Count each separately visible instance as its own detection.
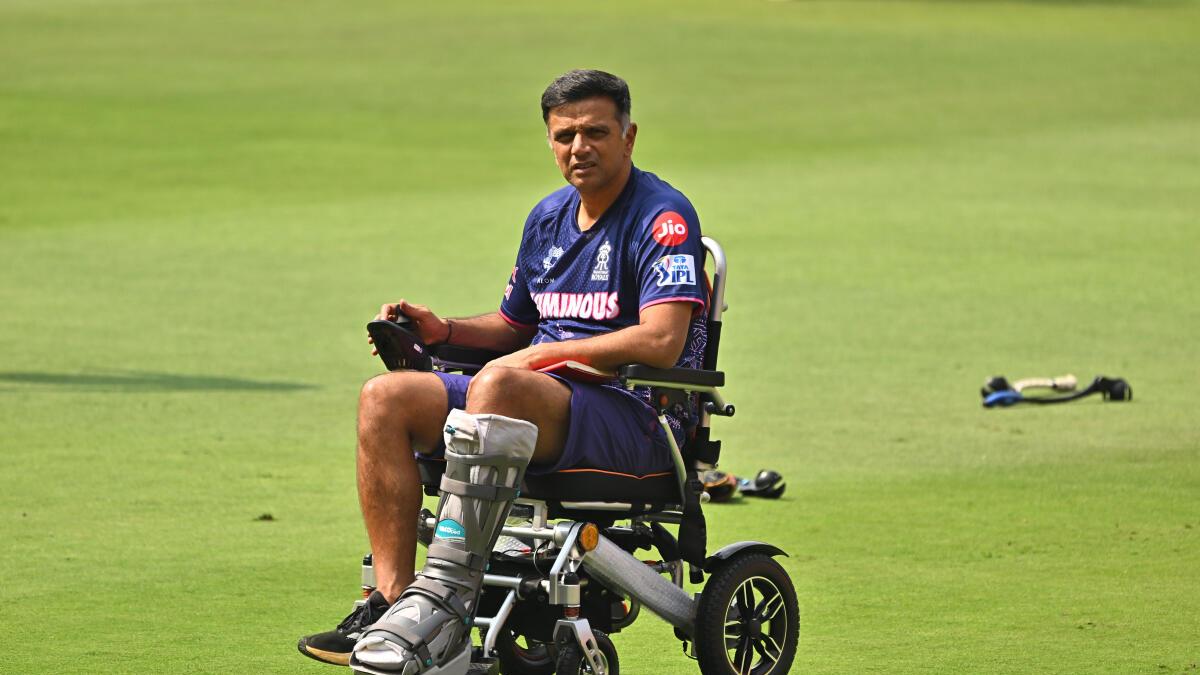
[580,534,696,632]
[701,236,728,434]
[701,236,727,322]
[554,618,606,675]
[658,414,689,498]
[640,511,683,524]
[512,498,550,529]
[482,574,523,590]
[499,525,556,541]
[708,389,729,411]
[671,560,685,588]
[479,589,518,655]
[549,523,583,578]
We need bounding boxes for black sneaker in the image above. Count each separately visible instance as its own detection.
[298,590,391,666]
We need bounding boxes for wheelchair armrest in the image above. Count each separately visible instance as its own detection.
[429,344,508,374]
[617,364,724,389]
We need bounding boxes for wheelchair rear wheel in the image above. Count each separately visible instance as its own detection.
[554,630,618,675]
[494,626,555,675]
[694,553,798,675]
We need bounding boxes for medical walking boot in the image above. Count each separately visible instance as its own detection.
[351,409,537,675]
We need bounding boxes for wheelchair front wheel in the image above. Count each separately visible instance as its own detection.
[695,553,798,675]
[554,629,618,674]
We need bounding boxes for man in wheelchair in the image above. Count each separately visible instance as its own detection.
[298,70,796,675]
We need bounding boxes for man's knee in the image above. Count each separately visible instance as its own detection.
[359,372,447,442]
[464,367,517,408]
[362,372,414,409]
[466,368,570,463]
[464,367,552,415]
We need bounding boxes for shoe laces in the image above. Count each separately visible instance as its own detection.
[336,600,381,634]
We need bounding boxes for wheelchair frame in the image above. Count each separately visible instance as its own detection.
[362,237,798,675]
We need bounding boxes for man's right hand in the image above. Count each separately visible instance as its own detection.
[370,300,451,355]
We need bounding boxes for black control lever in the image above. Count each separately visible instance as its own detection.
[367,318,433,372]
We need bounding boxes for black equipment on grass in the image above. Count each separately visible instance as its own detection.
[982,375,1132,408]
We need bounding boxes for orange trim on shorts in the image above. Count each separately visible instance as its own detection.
[555,468,675,480]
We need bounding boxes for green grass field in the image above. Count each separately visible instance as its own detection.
[3,0,1199,672]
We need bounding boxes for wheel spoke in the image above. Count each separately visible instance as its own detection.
[725,622,742,650]
[756,590,784,622]
[724,619,743,640]
[736,580,756,619]
[753,637,767,659]
[760,634,783,660]
[733,633,750,675]
[738,634,756,674]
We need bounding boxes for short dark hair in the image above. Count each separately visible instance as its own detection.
[540,69,631,128]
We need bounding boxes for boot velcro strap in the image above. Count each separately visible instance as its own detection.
[365,620,433,667]
[442,450,518,467]
[407,577,470,620]
[427,543,486,573]
[439,476,518,501]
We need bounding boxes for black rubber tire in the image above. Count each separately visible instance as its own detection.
[554,630,618,675]
[695,553,798,675]
[495,626,556,675]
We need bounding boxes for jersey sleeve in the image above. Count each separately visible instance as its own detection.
[634,201,707,314]
[498,213,540,328]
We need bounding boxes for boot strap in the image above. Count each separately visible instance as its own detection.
[439,476,518,501]
[427,543,487,572]
[363,620,434,668]
[442,449,526,468]
[407,577,471,621]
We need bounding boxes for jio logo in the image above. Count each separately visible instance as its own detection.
[652,211,689,246]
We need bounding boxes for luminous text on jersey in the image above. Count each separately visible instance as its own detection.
[532,292,620,320]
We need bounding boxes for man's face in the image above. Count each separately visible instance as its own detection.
[546,96,637,195]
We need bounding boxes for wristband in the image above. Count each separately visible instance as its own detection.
[444,319,454,345]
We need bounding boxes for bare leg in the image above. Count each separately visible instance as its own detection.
[356,371,447,602]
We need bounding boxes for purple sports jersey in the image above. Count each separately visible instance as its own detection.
[500,166,709,435]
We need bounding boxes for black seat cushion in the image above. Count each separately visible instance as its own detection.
[523,468,679,504]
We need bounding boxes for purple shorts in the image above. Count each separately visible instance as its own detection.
[428,371,675,478]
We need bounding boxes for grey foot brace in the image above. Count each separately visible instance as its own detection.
[352,409,537,675]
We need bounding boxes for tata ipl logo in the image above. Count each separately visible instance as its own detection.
[652,254,696,287]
